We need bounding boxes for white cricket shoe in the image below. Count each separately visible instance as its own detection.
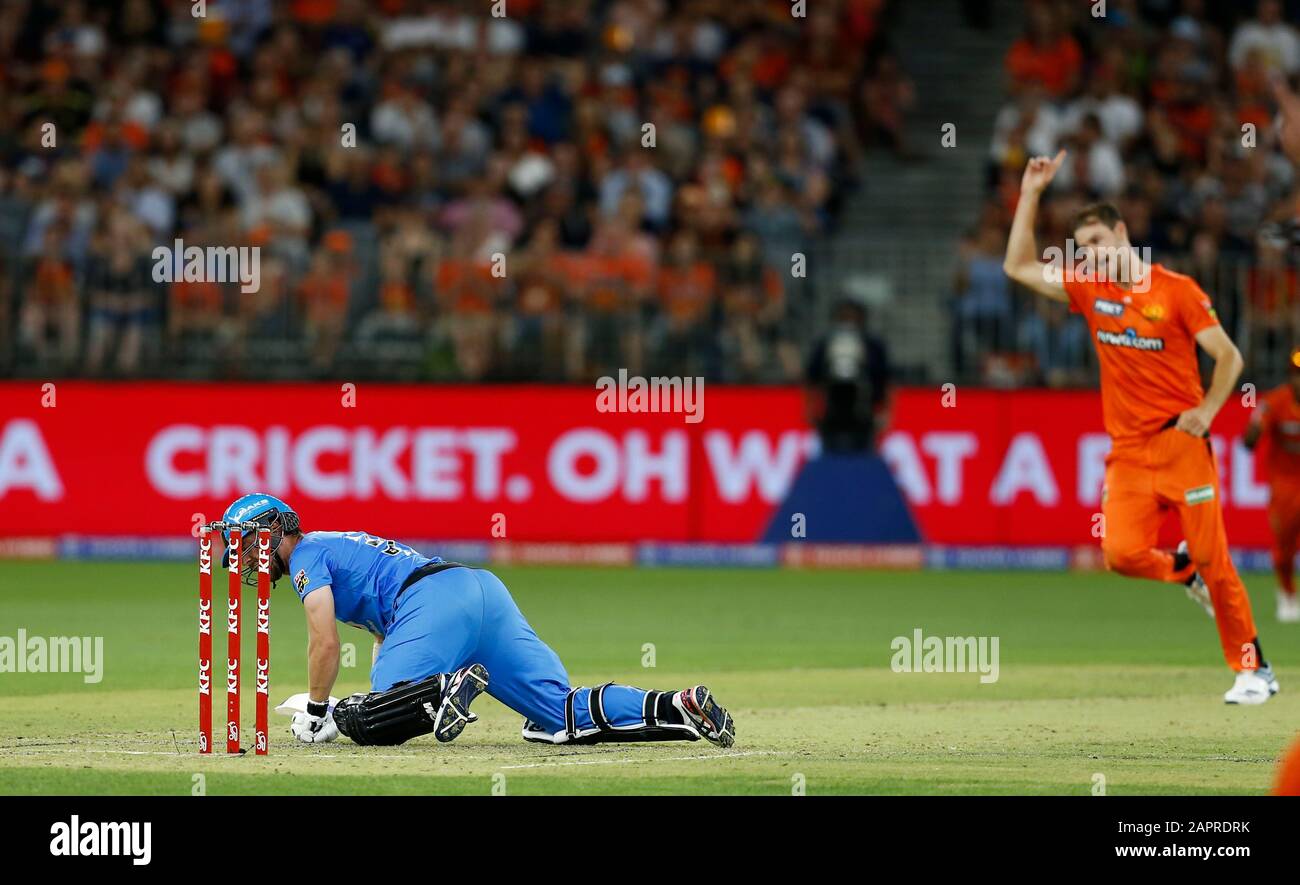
[1177,541,1214,618]
[1224,666,1279,705]
[1278,591,1300,624]
[672,685,735,748]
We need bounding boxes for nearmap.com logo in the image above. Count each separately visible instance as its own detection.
[1096,328,1165,352]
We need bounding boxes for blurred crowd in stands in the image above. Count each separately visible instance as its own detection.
[957,0,1300,388]
[0,0,906,382]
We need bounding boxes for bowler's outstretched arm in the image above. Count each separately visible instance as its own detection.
[1003,149,1069,303]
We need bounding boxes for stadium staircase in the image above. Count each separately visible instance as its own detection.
[822,0,1022,381]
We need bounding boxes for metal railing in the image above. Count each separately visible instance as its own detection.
[948,252,1300,390]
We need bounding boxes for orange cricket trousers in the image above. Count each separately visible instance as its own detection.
[1101,427,1259,671]
[1268,479,1300,596]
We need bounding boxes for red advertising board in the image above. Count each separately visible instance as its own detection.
[0,383,1280,546]
[0,383,811,542]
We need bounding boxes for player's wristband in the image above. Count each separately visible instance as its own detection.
[307,700,329,718]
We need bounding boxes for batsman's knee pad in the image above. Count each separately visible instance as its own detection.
[522,684,700,745]
[333,673,445,746]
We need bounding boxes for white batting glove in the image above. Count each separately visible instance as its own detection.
[290,710,339,744]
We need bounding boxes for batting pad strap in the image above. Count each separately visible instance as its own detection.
[563,684,618,740]
[564,688,579,740]
[535,687,700,746]
[589,682,613,732]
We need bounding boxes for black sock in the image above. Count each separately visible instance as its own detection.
[1252,637,1269,670]
[1173,549,1191,574]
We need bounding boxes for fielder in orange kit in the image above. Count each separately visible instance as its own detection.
[1244,347,1300,624]
[1002,149,1277,704]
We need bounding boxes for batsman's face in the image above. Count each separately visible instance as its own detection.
[236,542,262,586]
[234,527,284,586]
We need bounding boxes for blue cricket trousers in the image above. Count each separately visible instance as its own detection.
[369,567,647,736]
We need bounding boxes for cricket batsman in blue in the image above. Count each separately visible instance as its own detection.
[220,494,736,748]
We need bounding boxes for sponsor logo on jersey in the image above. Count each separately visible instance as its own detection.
[1096,328,1165,351]
[294,569,309,593]
[1093,298,1126,317]
[1184,485,1215,505]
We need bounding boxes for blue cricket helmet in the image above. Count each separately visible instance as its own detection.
[218,493,300,578]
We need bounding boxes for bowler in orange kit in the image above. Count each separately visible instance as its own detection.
[1002,150,1277,704]
[1244,347,1300,624]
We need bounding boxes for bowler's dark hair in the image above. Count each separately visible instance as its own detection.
[1071,202,1124,234]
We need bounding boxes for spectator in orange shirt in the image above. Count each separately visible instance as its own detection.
[1246,236,1298,362]
[1005,1,1082,98]
[434,258,499,316]
[19,226,81,371]
[511,219,570,379]
[167,277,224,350]
[298,239,353,375]
[653,229,716,373]
[355,251,425,379]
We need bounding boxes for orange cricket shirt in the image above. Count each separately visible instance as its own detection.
[1258,384,1300,484]
[1064,264,1220,442]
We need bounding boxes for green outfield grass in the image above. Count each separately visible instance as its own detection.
[0,562,1296,795]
